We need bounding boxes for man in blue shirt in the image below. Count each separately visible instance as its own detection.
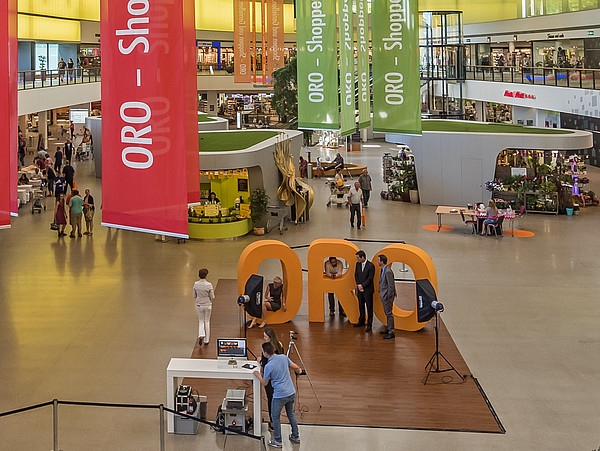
[253,342,302,448]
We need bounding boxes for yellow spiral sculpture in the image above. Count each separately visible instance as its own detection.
[273,135,314,222]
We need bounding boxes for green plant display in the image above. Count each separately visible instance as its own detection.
[270,57,298,124]
[249,188,270,226]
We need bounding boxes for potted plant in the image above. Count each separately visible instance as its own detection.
[406,171,419,204]
[249,188,269,235]
[38,55,47,82]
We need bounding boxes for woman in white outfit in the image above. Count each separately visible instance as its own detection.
[193,268,215,346]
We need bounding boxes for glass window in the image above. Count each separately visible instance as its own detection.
[48,44,59,70]
[35,43,47,70]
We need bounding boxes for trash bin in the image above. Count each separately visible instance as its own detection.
[307,164,313,178]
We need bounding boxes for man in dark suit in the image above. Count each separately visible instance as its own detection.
[377,254,396,339]
[354,250,375,332]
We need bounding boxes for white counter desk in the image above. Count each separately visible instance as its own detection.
[166,358,261,435]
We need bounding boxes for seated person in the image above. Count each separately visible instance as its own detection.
[482,200,499,235]
[298,156,308,178]
[18,173,29,185]
[249,277,285,329]
[324,153,344,172]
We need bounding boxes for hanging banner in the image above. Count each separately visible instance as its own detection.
[183,0,200,204]
[100,0,190,238]
[296,0,339,130]
[234,0,252,83]
[0,0,17,228]
[267,0,284,82]
[338,0,355,136]
[371,0,421,134]
[356,0,370,129]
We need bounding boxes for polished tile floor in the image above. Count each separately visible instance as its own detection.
[1,141,599,450]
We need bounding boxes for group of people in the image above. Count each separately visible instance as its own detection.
[326,251,397,339]
[57,57,76,82]
[54,188,95,238]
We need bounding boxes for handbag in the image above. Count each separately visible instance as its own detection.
[50,222,58,231]
[85,208,94,221]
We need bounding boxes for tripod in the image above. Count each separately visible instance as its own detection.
[237,304,257,359]
[422,311,464,385]
[287,338,322,408]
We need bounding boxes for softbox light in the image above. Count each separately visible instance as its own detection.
[243,274,263,318]
[416,279,438,323]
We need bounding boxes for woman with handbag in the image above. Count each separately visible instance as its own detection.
[83,189,95,235]
[54,193,68,237]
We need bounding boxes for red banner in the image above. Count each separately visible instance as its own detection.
[0,0,17,228]
[100,0,191,238]
[234,0,252,83]
[183,0,200,204]
[266,0,284,82]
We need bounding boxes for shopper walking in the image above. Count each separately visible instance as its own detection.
[68,189,83,238]
[377,254,396,339]
[63,161,75,192]
[46,166,56,196]
[253,342,302,448]
[58,58,67,82]
[54,146,63,173]
[69,121,75,140]
[54,194,68,237]
[193,268,215,345]
[358,168,372,207]
[83,189,95,235]
[67,58,75,81]
[54,172,66,200]
[347,181,363,229]
[64,139,73,162]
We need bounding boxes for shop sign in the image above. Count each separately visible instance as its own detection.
[239,204,251,218]
[0,0,18,227]
[238,239,437,331]
[504,90,536,100]
[100,0,193,239]
[204,204,219,217]
[338,0,355,136]
[199,168,248,179]
[356,0,370,129]
[371,0,421,134]
[296,0,339,130]
[547,33,565,39]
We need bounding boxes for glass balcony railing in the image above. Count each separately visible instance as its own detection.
[17,68,101,90]
[465,65,600,90]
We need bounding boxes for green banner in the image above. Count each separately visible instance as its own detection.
[371,0,421,134]
[296,0,339,130]
[338,0,355,136]
[356,0,370,129]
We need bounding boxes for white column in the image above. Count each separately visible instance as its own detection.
[207,91,218,115]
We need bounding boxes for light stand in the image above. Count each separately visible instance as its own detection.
[422,311,464,385]
[286,335,322,408]
[237,303,257,359]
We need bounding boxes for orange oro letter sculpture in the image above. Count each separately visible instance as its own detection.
[307,239,360,323]
[237,240,303,324]
[372,243,438,332]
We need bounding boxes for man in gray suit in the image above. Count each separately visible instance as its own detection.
[377,254,396,339]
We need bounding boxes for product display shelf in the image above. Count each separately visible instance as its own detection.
[522,191,559,214]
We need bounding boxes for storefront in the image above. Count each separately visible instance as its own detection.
[188,168,252,239]
[485,102,513,122]
[79,45,101,69]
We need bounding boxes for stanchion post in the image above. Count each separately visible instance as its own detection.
[52,399,58,451]
[159,404,165,451]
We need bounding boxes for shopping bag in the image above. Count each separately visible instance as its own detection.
[50,222,59,231]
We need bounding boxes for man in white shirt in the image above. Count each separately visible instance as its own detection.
[324,257,345,317]
[193,268,215,345]
[347,181,363,229]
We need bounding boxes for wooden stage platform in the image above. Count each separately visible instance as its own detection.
[185,280,504,434]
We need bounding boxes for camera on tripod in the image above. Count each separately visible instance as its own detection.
[289,330,298,341]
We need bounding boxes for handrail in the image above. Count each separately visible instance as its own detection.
[0,398,265,450]
[17,68,101,90]
[463,64,599,90]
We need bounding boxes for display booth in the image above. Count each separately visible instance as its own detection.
[386,120,593,206]
[191,129,303,239]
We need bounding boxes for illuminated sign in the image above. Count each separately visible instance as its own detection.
[199,168,248,179]
[504,90,536,100]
